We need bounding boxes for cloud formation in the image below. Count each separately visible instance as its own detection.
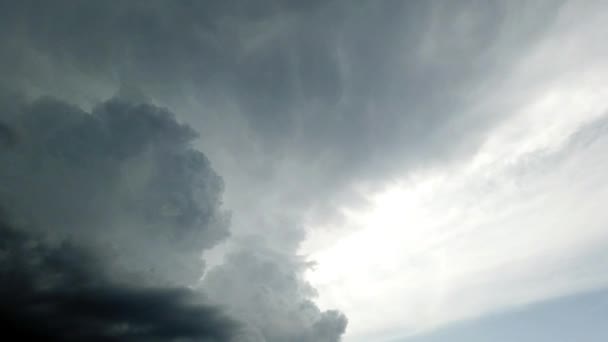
[203,242,347,342]
[0,212,239,342]
[3,1,586,341]
[1,2,360,340]
[0,0,561,181]
[0,92,242,340]
[0,89,347,340]
[0,94,229,285]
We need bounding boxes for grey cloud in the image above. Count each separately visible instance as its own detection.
[0,215,239,342]
[0,88,347,340]
[0,93,240,340]
[0,93,229,285]
[0,0,327,93]
[203,242,347,342]
[0,0,564,214]
[0,121,16,147]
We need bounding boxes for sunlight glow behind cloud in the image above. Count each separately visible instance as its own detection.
[303,50,608,340]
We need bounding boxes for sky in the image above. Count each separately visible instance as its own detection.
[1,1,608,341]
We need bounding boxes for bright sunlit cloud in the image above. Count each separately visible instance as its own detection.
[302,38,608,340]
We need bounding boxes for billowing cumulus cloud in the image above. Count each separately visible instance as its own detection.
[0,93,241,340]
[0,94,229,285]
[203,241,347,342]
[0,0,561,182]
[0,89,347,340]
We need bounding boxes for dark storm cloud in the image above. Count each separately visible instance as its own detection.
[0,214,238,342]
[0,94,229,285]
[0,94,241,340]
[0,121,16,147]
[0,89,347,340]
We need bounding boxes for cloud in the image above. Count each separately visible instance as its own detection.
[0,1,566,258]
[0,94,229,285]
[0,213,239,342]
[0,121,16,147]
[2,3,357,338]
[305,92,608,341]
[203,240,347,342]
[2,2,585,341]
[0,1,561,178]
[0,92,243,340]
[0,90,348,341]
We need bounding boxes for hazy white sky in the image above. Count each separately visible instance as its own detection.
[302,3,608,340]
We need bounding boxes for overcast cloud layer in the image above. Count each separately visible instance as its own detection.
[1,1,608,341]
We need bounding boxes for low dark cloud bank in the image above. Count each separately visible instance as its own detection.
[0,95,237,340]
[0,214,238,342]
